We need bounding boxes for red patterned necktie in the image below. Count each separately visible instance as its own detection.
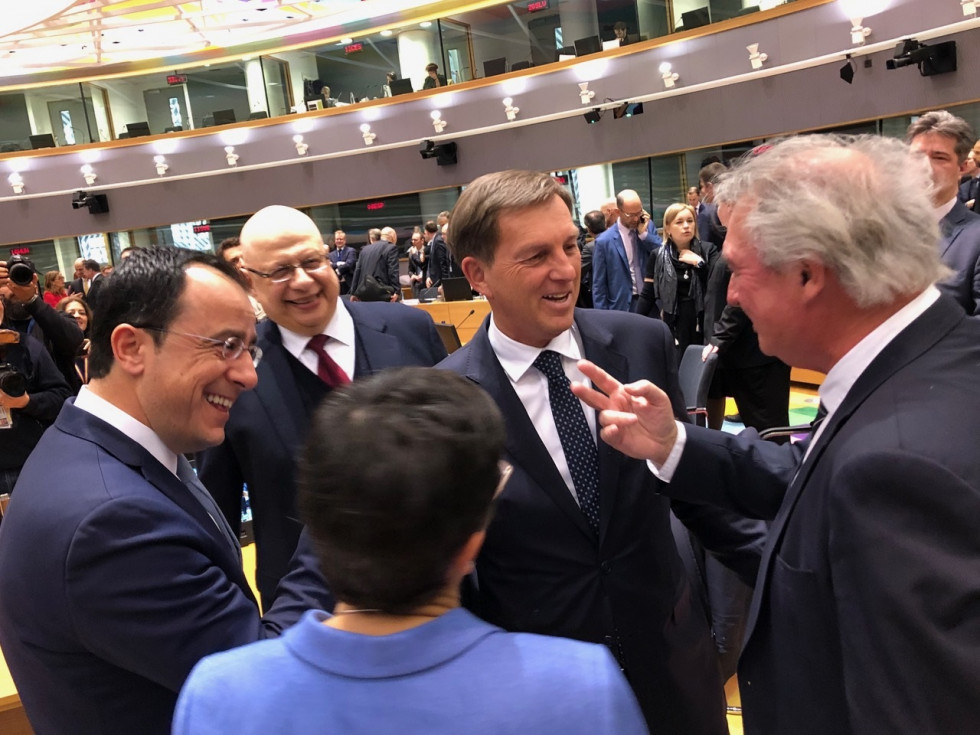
[306,334,351,388]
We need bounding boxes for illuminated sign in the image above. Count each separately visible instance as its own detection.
[366,202,385,211]
[552,174,569,185]
[527,0,549,12]
[344,43,364,54]
[9,247,30,256]
[192,224,211,234]
[167,74,188,85]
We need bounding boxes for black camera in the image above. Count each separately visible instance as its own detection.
[6,255,36,287]
[0,363,26,398]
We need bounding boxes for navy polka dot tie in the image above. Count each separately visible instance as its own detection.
[533,350,600,533]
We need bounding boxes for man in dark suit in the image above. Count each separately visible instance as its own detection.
[427,211,461,289]
[351,225,400,300]
[67,257,86,296]
[81,258,105,311]
[908,110,980,315]
[327,229,357,295]
[198,206,445,606]
[575,134,980,734]
[0,248,331,735]
[438,170,764,734]
[592,189,661,311]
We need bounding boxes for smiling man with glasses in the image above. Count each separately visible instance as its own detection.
[198,205,447,609]
[0,247,332,735]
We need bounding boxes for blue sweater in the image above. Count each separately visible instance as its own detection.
[174,607,647,734]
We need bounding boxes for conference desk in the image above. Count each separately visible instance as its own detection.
[408,298,491,345]
[0,646,30,734]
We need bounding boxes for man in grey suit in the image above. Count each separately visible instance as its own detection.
[907,110,980,315]
[438,170,764,734]
[575,134,980,734]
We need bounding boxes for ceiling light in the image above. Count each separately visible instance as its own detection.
[8,172,24,194]
[659,62,679,88]
[963,0,977,15]
[430,110,447,133]
[419,21,432,28]
[578,82,595,105]
[747,43,768,70]
[153,155,169,176]
[340,37,353,45]
[502,97,519,121]
[292,134,308,156]
[224,146,239,167]
[380,29,393,37]
[359,123,376,146]
[80,164,97,185]
[850,17,871,45]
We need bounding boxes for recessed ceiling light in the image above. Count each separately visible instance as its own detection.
[420,21,432,28]
[380,29,392,37]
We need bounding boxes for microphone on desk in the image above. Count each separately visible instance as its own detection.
[456,309,476,329]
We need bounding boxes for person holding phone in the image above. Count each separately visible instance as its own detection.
[592,189,663,311]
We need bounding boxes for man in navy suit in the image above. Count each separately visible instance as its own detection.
[907,110,980,315]
[592,189,661,310]
[576,134,980,734]
[0,248,331,735]
[198,206,445,607]
[327,229,357,295]
[438,170,764,734]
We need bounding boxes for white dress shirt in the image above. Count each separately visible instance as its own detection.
[488,317,596,502]
[278,299,356,380]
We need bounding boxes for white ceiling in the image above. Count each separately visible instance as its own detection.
[0,0,444,80]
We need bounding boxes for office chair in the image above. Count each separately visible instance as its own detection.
[678,344,718,427]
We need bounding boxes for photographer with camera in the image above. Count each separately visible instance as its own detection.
[0,295,71,496]
[1,256,85,392]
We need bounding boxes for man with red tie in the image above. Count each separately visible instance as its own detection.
[198,205,445,607]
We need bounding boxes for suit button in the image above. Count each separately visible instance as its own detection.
[600,561,612,575]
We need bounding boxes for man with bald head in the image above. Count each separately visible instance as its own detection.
[198,206,445,606]
[592,189,662,310]
[351,225,400,301]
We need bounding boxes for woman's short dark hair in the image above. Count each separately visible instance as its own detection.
[87,247,245,379]
[298,367,506,614]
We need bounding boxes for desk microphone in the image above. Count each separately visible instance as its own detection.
[456,309,476,329]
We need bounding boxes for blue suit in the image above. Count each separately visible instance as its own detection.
[328,246,357,294]
[669,294,980,734]
[937,199,980,315]
[198,302,446,606]
[591,224,660,310]
[0,402,330,735]
[438,309,764,734]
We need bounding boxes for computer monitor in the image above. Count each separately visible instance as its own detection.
[248,111,269,120]
[680,7,711,30]
[441,277,473,302]
[163,125,183,133]
[211,109,236,126]
[29,134,56,149]
[574,36,602,56]
[388,78,414,96]
[556,46,576,62]
[511,60,531,71]
[125,122,151,138]
[483,57,507,77]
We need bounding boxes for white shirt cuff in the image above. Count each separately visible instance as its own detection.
[646,420,687,483]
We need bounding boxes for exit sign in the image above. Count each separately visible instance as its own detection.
[167,74,187,85]
[9,247,30,256]
[193,224,211,234]
[527,0,549,11]
[366,202,385,211]
[344,43,363,54]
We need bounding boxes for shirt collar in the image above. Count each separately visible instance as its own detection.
[616,219,634,244]
[934,196,957,222]
[278,298,355,360]
[819,286,940,417]
[487,317,583,383]
[74,385,179,475]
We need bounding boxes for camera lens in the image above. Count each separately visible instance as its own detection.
[8,262,34,287]
[0,365,26,398]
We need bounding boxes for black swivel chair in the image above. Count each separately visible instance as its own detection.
[678,344,718,427]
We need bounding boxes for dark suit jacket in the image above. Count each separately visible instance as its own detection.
[670,294,980,734]
[0,402,330,735]
[438,309,764,734]
[198,302,446,605]
[427,233,461,287]
[328,246,358,293]
[591,224,661,310]
[958,175,978,207]
[84,273,105,312]
[351,240,399,296]
[937,199,980,315]
[67,276,84,296]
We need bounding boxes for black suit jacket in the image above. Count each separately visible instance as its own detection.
[198,302,446,605]
[84,273,105,312]
[937,199,980,315]
[427,233,461,287]
[438,309,764,734]
[328,246,358,293]
[351,240,399,296]
[670,294,980,734]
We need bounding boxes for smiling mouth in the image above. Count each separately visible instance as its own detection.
[205,393,233,411]
[543,292,571,303]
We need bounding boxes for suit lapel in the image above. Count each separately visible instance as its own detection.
[939,202,970,258]
[252,321,306,454]
[461,321,595,541]
[744,296,964,642]
[349,304,403,377]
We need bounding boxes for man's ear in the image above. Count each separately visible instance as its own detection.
[799,260,826,299]
[109,324,150,377]
[460,256,489,298]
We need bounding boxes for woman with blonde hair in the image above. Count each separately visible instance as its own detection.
[636,202,718,362]
[42,270,67,308]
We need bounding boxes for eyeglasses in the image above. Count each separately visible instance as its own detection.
[137,327,262,367]
[241,255,329,284]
